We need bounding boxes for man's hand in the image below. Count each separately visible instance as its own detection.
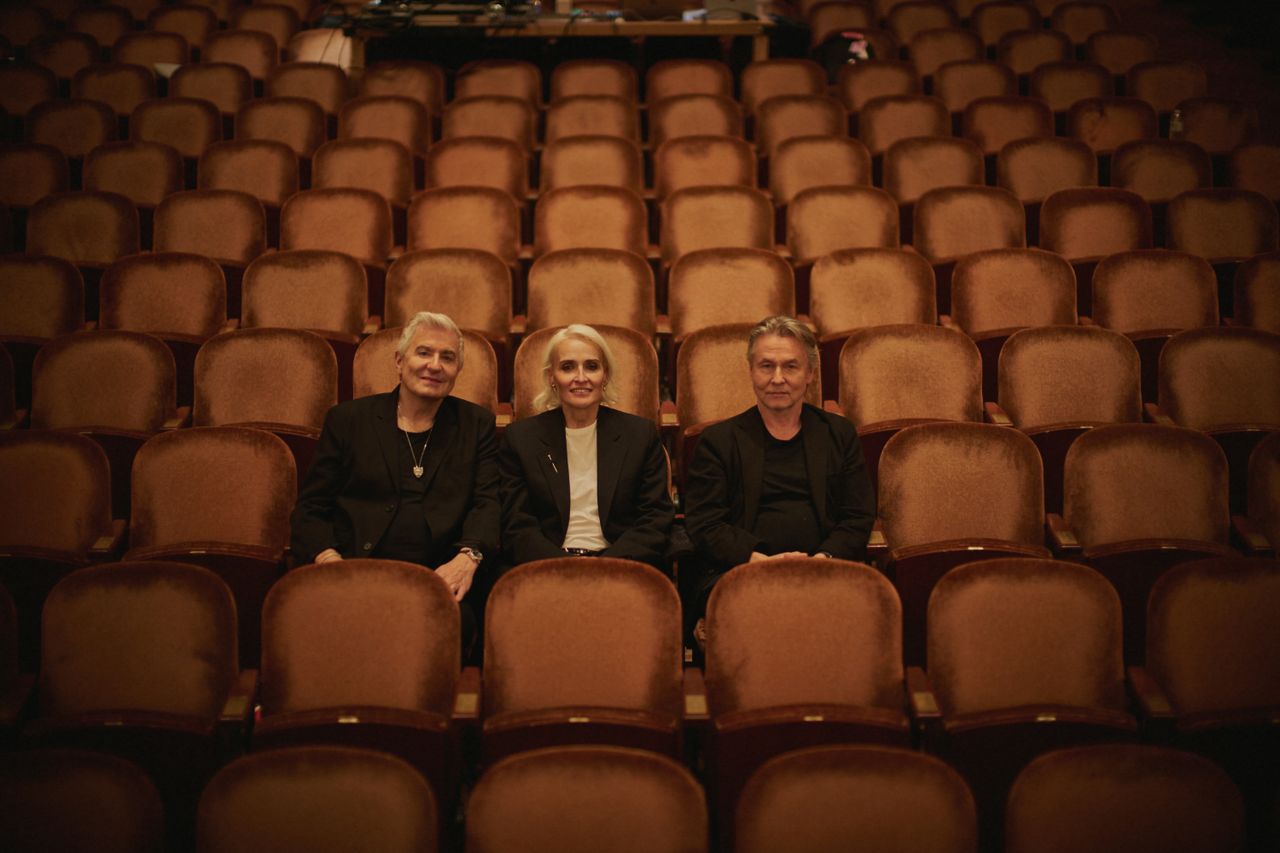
[436,551,479,601]
[314,548,343,564]
[748,550,809,562]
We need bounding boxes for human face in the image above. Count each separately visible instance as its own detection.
[395,325,460,402]
[750,333,814,416]
[551,337,606,418]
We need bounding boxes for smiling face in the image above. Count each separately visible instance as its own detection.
[749,333,814,417]
[395,325,461,403]
[551,336,606,416]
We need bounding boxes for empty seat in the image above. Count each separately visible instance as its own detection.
[1127,59,1208,117]
[769,136,872,208]
[550,58,637,101]
[279,188,393,311]
[235,96,325,163]
[912,186,1027,311]
[526,248,655,337]
[1039,187,1152,313]
[544,94,639,144]
[908,27,982,86]
[26,99,117,169]
[1068,96,1158,156]
[312,138,414,213]
[72,63,156,128]
[646,94,743,148]
[996,136,1098,240]
[422,136,527,203]
[787,186,900,265]
[883,136,983,207]
[233,3,301,54]
[934,60,1017,116]
[25,191,140,301]
[645,58,732,103]
[1177,97,1258,157]
[1233,251,1280,333]
[971,1,1038,49]
[359,59,446,119]
[538,136,643,194]
[454,59,541,106]
[442,95,536,151]
[1030,61,1112,117]
[888,1,959,45]
[339,94,432,162]
[28,32,98,82]
[1086,30,1158,85]
[669,249,795,353]
[961,95,1055,158]
[754,94,846,162]
[406,187,520,268]
[114,29,188,69]
[197,139,299,230]
[534,185,647,258]
[202,28,277,82]
[0,142,69,247]
[266,61,348,122]
[0,63,58,131]
[84,140,182,214]
[740,58,826,118]
[1166,188,1279,265]
[659,186,774,269]
[168,63,252,124]
[146,5,217,54]
[1111,139,1211,207]
[654,136,755,200]
[153,189,266,314]
[857,94,950,157]
[1048,1,1117,46]
[836,60,917,116]
[1229,143,1280,203]
[997,29,1072,79]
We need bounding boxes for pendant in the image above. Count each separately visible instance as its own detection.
[413,466,424,478]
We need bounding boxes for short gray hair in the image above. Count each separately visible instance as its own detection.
[397,311,464,368]
[747,315,818,370]
[533,324,620,411]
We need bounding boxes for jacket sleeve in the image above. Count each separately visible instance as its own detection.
[290,402,350,563]
[816,419,876,561]
[600,422,675,570]
[455,408,502,558]
[498,426,568,565]
[683,427,763,569]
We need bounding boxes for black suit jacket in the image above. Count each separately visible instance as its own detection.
[498,406,674,570]
[684,403,875,573]
[290,389,501,573]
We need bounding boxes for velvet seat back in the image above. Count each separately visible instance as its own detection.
[1063,423,1230,548]
[242,250,367,339]
[1146,556,1280,716]
[153,189,267,266]
[198,746,438,853]
[1233,251,1280,333]
[359,60,446,115]
[998,325,1141,429]
[467,746,706,853]
[950,247,1076,336]
[1067,96,1158,154]
[1005,744,1244,853]
[130,97,220,160]
[884,136,984,205]
[203,29,276,82]
[839,323,981,427]
[170,63,252,119]
[1166,188,1280,261]
[31,329,175,432]
[194,327,336,432]
[527,248,655,337]
[266,62,346,118]
[927,558,1125,715]
[1039,186,1152,261]
[878,422,1044,549]
[424,136,527,202]
[386,248,511,339]
[312,138,414,208]
[260,560,459,715]
[960,96,1054,156]
[837,60,917,112]
[645,58,733,103]
[197,140,299,208]
[913,186,1026,262]
[552,59,638,101]
[539,136,643,194]
[1091,249,1217,333]
[647,96,744,149]
[1228,143,1280,203]
[1126,59,1208,114]
[997,30,1072,78]
[1029,61,1110,114]
[1249,432,1280,550]
[455,59,542,106]
[236,96,326,159]
[128,426,295,552]
[534,185,647,257]
[1085,30,1157,77]
[84,141,183,209]
[706,559,903,714]
[99,252,225,340]
[116,31,190,68]
[669,249,794,343]
[997,137,1097,204]
[27,190,139,267]
[0,143,68,208]
[482,559,683,719]
[545,95,639,144]
[910,29,983,82]
[406,187,520,265]
[1158,327,1280,430]
[736,745,977,853]
[38,561,237,717]
[657,136,753,205]
[811,248,936,335]
[660,186,774,267]
[0,430,111,554]
[1111,139,1211,204]
[279,188,393,268]
[442,95,536,150]
[354,327,500,415]
[858,94,949,156]
[787,186,899,263]
[739,58,826,116]
[755,94,846,161]
[770,135,872,206]
[27,99,115,161]
[0,255,83,339]
[339,95,431,159]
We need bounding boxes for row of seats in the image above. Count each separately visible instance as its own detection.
[2,554,1276,849]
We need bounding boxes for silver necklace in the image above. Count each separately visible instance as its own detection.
[398,405,431,478]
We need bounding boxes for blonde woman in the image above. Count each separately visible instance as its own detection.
[498,324,673,571]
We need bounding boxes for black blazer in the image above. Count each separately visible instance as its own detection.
[684,403,875,570]
[290,389,501,570]
[498,406,674,570]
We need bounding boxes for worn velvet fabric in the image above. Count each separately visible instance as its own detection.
[359,61,447,114]
[884,136,984,205]
[27,99,114,160]
[27,190,139,266]
[997,137,1098,204]
[99,252,227,339]
[998,325,1142,429]
[1233,251,1280,333]
[38,561,238,717]
[0,64,57,119]
[1127,59,1208,113]
[787,186,900,263]
[131,98,220,160]
[1087,30,1158,76]
[0,749,164,853]
[312,138,414,208]
[960,95,1054,155]
[1005,744,1244,853]
[544,95,639,144]
[193,327,337,432]
[755,94,846,160]
[951,247,1077,336]
[1040,186,1153,260]
[913,185,1026,261]
[129,426,296,552]
[647,94,743,149]
[903,23,974,77]
[116,32,191,68]
[237,97,327,159]
[198,746,438,853]
[443,95,537,149]
[204,29,276,81]
[736,745,977,853]
[879,421,1044,549]
[811,248,937,335]
[1146,556,1280,715]
[669,248,794,342]
[836,59,916,112]
[539,136,644,194]
[770,135,871,206]
[454,59,542,104]
[268,62,348,117]
[280,188,392,268]
[406,186,521,265]
[170,62,253,117]
[423,136,527,201]
[1063,423,1230,548]
[1249,432,1280,549]
[655,135,754,200]
[260,559,459,714]
[154,189,267,266]
[1067,97,1158,154]
[1178,97,1256,155]
[0,430,112,555]
[927,558,1126,715]
[739,58,825,116]
[527,248,655,337]
[858,94,949,155]
[499,406,674,569]
[705,559,901,713]
[483,559,683,718]
[290,390,500,567]
[1092,249,1218,332]
[386,248,511,337]
[685,404,875,569]
[534,185,648,257]
[1111,139,1212,204]
[935,59,1015,114]
[660,185,774,266]
[513,325,659,424]
[1030,61,1109,113]
[840,323,982,428]
[467,746,706,853]
[1229,144,1280,203]
[0,255,84,339]
[1158,327,1280,430]
[31,329,176,432]
[84,142,180,208]
[994,30,1069,77]
[1167,188,1280,261]
[551,59,638,101]
[646,59,733,104]
[242,250,367,339]
[198,139,299,208]
[0,142,69,207]
[339,95,432,158]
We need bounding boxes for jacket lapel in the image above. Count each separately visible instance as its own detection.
[801,405,828,521]
[595,407,626,528]
[373,389,401,492]
[539,409,571,528]
[736,411,766,527]
[418,396,456,489]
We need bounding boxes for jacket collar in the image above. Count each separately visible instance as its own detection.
[374,387,458,491]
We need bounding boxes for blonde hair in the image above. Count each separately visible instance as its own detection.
[533,324,620,412]
[397,312,465,368]
[747,315,819,370]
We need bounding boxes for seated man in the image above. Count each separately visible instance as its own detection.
[683,315,876,639]
[291,311,500,656]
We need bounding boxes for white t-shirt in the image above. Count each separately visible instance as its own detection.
[561,422,609,551]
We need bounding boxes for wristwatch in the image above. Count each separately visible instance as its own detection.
[460,547,484,565]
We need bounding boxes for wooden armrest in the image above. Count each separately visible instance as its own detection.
[774,244,791,260]
[453,666,481,722]
[219,669,258,725]
[1127,665,1175,721]
[646,244,661,261]
[220,318,240,333]
[822,399,843,415]
[1078,314,1094,326]
[905,666,940,721]
[1045,513,1080,553]
[984,401,1012,426]
[162,406,192,430]
[682,666,708,723]
[660,400,678,430]
[518,245,534,261]
[1144,402,1175,425]
[655,314,671,336]
[509,314,527,335]
[495,403,512,428]
[90,519,128,558]
[386,245,404,263]
[938,314,957,329]
[361,316,381,336]
[1231,515,1273,555]
[867,518,887,554]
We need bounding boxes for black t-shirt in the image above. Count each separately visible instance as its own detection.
[754,430,823,555]
[376,428,434,565]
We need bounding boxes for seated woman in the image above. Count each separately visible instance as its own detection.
[499,324,674,572]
